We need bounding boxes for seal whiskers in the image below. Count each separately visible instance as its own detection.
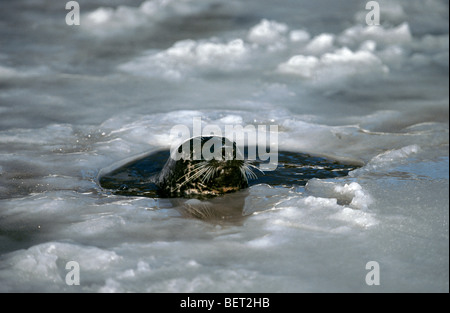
[241,161,263,181]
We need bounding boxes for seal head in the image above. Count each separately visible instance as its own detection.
[155,136,256,198]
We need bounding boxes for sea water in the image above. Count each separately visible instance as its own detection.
[0,0,448,292]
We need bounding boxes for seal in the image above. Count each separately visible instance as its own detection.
[154,136,259,198]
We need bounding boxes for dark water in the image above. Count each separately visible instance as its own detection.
[99,149,359,197]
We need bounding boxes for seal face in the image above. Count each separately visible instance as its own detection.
[155,136,255,198]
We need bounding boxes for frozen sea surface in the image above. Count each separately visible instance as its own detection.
[0,0,448,292]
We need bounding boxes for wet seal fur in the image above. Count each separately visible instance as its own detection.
[155,136,260,198]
